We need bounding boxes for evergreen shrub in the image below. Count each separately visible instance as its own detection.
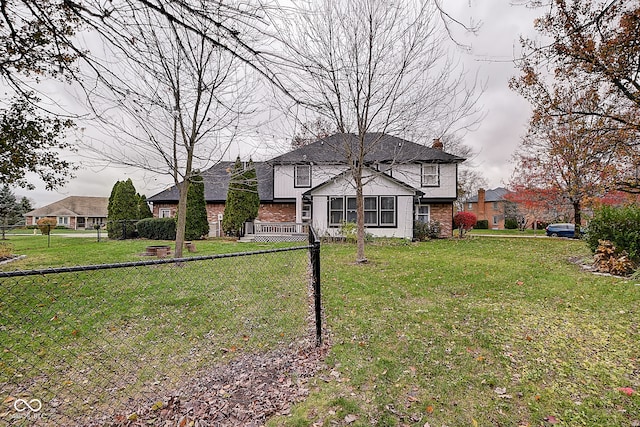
[475,219,489,229]
[586,205,640,261]
[137,218,177,240]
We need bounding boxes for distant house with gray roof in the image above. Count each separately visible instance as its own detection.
[24,196,108,230]
[463,187,513,229]
[148,133,465,239]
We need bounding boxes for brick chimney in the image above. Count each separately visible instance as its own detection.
[432,138,443,150]
[478,188,486,216]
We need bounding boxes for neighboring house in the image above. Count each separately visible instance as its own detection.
[148,133,465,239]
[464,187,512,229]
[24,196,109,230]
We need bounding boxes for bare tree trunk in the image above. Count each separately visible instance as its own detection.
[573,200,582,238]
[355,173,367,263]
[175,180,189,258]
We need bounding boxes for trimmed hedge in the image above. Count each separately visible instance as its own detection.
[586,205,640,261]
[137,218,177,240]
[475,219,489,229]
[504,217,518,229]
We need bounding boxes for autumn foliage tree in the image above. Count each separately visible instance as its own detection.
[512,0,640,192]
[510,88,627,236]
[453,212,477,238]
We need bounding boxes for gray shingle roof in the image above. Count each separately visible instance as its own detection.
[147,162,274,203]
[466,187,510,203]
[269,133,465,165]
[24,196,109,217]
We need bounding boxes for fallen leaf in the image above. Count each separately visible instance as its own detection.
[472,418,478,427]
[545,415,558,424]
[619,387,635,396]
[494,387,507,395]
[426,405,434,414]
[344,414,358,424]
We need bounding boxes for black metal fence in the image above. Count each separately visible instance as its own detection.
[0,229,322,426]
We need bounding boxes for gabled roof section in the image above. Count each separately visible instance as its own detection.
[269,133,465,165]
[24,196,109,217]
[302,165,424,197]
[147,161,274,203]
[467,187,510,203]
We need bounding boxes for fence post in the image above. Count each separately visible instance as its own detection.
[309,227,322,346]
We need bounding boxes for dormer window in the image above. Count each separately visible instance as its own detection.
[421,164,439,187]
[294,164,311,188]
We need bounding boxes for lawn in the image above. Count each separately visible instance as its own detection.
[1,235,638,426]
[272,237,639,427]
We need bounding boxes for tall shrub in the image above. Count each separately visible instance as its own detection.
[586,205,640,261]
[453,211,477,238]
[107,179,139,239]
[184,173,209,240]
[222,157,260,237]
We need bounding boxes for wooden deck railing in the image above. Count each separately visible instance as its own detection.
[247,222,309,235]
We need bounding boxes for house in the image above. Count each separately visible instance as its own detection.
[147,133,465,239]
[24,196,109,230]
[463,187,512,229]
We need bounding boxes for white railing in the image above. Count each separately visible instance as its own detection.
[251,222,308,235]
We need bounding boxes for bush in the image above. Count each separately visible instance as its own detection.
[137,218,177,240]
[36,217,57,235]
[475,219,489,229]
[586,205,640,261]
[414,220,442,241]
[504,217,518,229]
[453,212,477,237]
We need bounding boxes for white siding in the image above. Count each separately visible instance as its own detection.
[273,164,348,199]
[392,163,457,198]
[308,171,415,239]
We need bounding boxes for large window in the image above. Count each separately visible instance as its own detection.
[57,216,69,226]
[329,196,396,227]
[294,165,311,187]
[421,164,439,187]
[416,205,430,223]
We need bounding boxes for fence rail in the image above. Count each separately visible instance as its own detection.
[0,232,321,426]
[253,222,309,235]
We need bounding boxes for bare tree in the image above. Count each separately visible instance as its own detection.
[83,1,257,257]
[275,0,482,262]
[440,134,488,211]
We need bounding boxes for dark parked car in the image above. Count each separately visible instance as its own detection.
[545,223,583,238]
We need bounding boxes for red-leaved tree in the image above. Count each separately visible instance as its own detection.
[453,212,477,238]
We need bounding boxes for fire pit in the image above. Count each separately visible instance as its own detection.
[144,245,172,258]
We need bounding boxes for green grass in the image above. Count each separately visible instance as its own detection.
[1,235,638,426]
[0,236,310,420]
[270,237,640,427]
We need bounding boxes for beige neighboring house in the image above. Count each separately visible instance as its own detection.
[24,196,109,230]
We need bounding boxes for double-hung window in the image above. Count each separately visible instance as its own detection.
[379,197,396,226]
[416,205,430,223]
[364,197,378,225]
[294,165,311,187]
[421,164,439,187]
[329,197,344,225]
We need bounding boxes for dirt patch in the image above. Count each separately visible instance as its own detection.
[87,340,328,427]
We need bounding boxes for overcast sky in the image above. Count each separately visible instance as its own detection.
[15,1,543,208]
